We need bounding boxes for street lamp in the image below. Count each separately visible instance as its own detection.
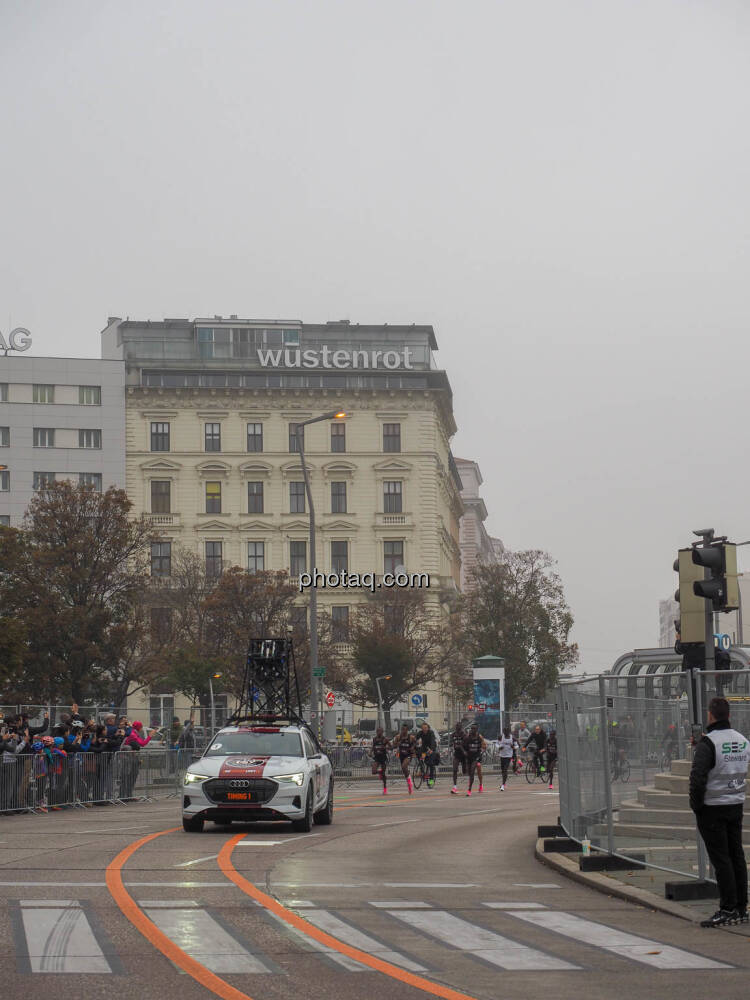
[296,409,346,731]
[375,674,392,732]
[208,672,222,736]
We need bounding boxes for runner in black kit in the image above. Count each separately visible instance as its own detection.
[450,722,467,795]
[372,727,391,795]
[395,724,414,794]
[463,723,487,796]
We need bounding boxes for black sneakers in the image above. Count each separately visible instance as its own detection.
[700,908,740,928]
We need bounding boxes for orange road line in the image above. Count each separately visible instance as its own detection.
[105,828,256,1000]
[217,833,480,1000]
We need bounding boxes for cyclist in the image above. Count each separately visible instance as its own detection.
[449,721,467,795]
[395,724,414,794]
[517,720,532,750]
[528,724,547,778]
[415,721,437,788]
[371,727,391,795]
[661,723,679,767]
[546,729,558,789]
[463,723,487,796]
[498,726,517,791]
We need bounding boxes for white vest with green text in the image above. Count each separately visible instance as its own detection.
[704,728,750,806]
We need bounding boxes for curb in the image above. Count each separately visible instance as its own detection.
[533,838,700,923]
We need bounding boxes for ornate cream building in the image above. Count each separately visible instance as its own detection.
[102,317,463,729]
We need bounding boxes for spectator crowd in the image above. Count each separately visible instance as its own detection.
[0,707,196,813]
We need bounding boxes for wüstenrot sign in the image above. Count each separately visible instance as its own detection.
[257,346,414,370]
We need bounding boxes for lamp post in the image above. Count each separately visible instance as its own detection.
[375,674,392,732]
[296,409,346,731]
[208,672,222,737]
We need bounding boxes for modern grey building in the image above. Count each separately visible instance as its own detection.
[0,353,126,526]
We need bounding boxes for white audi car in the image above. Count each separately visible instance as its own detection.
[182,722,334,833]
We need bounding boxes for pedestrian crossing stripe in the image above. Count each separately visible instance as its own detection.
[12,899,123,974]
[303,909,428,972]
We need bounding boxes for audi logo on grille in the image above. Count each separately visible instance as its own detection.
[229,780,251,788]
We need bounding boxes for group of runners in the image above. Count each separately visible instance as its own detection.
[370,719,558,795]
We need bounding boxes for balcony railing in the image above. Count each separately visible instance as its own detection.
[376,513,409,526]
[146,513,180,527]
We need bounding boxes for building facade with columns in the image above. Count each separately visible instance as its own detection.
[102,316,463,729]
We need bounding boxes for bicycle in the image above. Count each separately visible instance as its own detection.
[411,754,434,789]
[524,752,548,784]
[610,756,631,783]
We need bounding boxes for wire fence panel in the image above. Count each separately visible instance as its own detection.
[557,668,750,884]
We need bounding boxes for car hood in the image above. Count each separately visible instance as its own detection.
[188,755,308,779]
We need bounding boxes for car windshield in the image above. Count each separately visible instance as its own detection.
[204,731,304,757]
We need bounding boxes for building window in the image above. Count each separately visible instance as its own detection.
[148,693,175,729]
[151,480,171,513]
[290,481,306,513]
[151,541,172,577]
[385,603,405,635]
[383,423,401,453]
[33,428,55,448]
[150,422,170,452]
[247,423,263,452]
[150,607,172,642]
[289,423,304,453]
[79,429,102,449]
[0,384,7,402]
[289,605,307,634]
[248,541,265,572]
[205,481,222,514]
[248,481,264,513]
[331,481,347,513]
[33,384,54,404]
[331,540,348,574]
[205,422,221,452]
[79,386,101,405]
[0,516,9,527]
[290,540,307,576]
[0,471,9,491]
[33,472,55,490]
[0,428,8,447]
[79,473,102,491]
[331,606,349,643]
[384,481,402,513]
[384,540,404,575]
[205,541,223,578]
[331,423,345,453]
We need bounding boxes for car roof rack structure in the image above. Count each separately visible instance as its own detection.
[227,637,304,728]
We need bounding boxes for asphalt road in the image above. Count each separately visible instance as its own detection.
[0,776,747,1000]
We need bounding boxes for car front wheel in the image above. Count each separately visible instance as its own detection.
[292,788,313,833]
[183,815,205,833]
[313,778,334,826]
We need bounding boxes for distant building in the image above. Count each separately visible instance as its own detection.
[658,598,679,649]
[0,352,126,526]
[454,457,502,591]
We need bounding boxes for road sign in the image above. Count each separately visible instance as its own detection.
[475,704,486,713]
[411,694,423,706]
[325,691,335,708]
[313,666,326,678]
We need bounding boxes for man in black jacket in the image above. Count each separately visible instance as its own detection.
[689,696,749,927]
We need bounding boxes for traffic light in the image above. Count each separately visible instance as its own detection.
[674,548,706,643]
[692,542,739,613]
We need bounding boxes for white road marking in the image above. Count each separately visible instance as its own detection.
[0,881,232,888]
[509,910,730,970]
[175,855,219,867]
[513,883,561,889]
[304,909,428,972]
[137,900,200,907]
[20,900,113,973]
[266,909,366,971]
[237,840,291,846]
[384,882,477,888]
[370,901,433,909]
[281,900,315,908]
[483,902,546,909]
[143,905,272,973]
[272,882,374,888]
[21,899,80,907]
[389,909,578,971]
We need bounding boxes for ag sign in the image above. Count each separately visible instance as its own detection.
[0,328,32,354]
[411,694,423,706]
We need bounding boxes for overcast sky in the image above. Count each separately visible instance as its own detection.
[2,0,749,673]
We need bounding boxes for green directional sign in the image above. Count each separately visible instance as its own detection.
[313,666,326,678]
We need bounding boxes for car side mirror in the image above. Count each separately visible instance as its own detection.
[192,752,202,761]
[310,753,322,760]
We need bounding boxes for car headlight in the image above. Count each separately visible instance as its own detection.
[184,772,211,784]
[274,772,305,786]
